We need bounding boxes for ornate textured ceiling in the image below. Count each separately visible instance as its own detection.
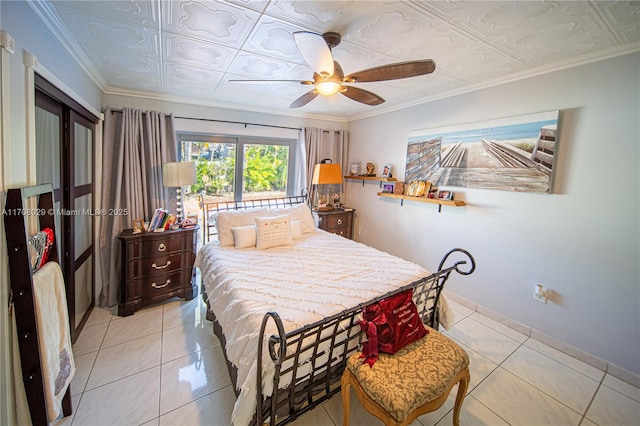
[30,1,640,120]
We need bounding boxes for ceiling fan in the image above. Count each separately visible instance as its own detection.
[230,31,436,108]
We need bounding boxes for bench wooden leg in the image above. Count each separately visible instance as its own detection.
[452,367,470,426]
[341,370,352,426]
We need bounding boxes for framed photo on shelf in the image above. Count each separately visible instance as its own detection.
[349,161,361,176]
[382,183,395,193]
[438,190,454,201]
[382,164,392,178]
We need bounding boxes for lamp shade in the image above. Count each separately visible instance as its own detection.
[162,162,197,187]
[311,163,343,185]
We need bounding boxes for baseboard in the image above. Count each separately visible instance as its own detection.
[445,291,640,388]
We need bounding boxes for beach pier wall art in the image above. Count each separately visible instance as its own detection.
[405,110,560,193]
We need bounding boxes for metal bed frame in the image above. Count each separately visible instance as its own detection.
[199,196,475,425]
[199,193,308,242]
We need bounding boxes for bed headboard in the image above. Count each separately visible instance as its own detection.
[200,194,308,242]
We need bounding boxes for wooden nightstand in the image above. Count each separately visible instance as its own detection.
[317,209,355,239]
[117,225,199,316]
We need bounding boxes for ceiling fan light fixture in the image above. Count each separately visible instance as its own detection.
[315,81,341,96]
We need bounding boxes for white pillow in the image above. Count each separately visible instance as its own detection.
[217,208,269,246]
[270,203,316,233]
[291,220,303,240]
[231,225,257,248]
[255,214,293,250]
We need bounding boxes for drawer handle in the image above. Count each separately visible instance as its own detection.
[157,243,166,252]
[337,219,343,225]
[152,280,171,289]
[152,261,171,269]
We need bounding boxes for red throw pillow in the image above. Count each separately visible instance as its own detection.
[359,289,428,367]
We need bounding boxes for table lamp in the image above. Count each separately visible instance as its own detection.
[162,161,197,222]
[311,162,343,211]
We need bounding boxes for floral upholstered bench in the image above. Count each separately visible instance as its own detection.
[341,326,470,426]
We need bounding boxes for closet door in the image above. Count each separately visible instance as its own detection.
[35,92,64,258]
[35,74,97,342]
[67,111,95,335]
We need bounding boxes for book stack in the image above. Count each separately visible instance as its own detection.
[148,209,175,232]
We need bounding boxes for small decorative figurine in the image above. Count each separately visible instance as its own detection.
[365,162,375,176]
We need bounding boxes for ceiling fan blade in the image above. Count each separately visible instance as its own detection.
[290,90,319,108]
[294,31,334,77]
[229,79,313,85]
[344,59,436,83]
[340,86,385,106]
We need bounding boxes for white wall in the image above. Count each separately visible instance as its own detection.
[346,53,640,377]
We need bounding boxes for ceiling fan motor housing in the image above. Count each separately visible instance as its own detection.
[322,32,342,49]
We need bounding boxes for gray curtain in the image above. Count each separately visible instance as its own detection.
[292,128,307,197]
[305,127,350,204]
[99,107,177,308]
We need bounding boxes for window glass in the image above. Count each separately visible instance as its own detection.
[242,143,289,201]
[177,133,295,211]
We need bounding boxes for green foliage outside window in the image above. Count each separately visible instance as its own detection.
[243,144,288,192]
[190,143,288,197]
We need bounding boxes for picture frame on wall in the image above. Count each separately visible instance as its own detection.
[404,110,560,194]
[438,190,454,201]
[382,164,392,178]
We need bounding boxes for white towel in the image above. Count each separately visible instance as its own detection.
[32,261,76,422]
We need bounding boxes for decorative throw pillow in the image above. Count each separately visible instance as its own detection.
[290,220,303,240]
[231,225,257,248]
[254,214,293,250]
[359,289,428,367]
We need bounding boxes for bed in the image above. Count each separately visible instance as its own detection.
[194,197,475,426]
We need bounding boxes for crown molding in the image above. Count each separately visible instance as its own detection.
[26,0,109,90]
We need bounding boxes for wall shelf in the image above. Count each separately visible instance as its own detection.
[344,175,397,187]
[377,192,466,212]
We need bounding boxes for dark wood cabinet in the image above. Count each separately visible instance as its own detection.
[117,226,199,316]
[317,209,355,239]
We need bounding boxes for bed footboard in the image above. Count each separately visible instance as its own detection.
[256,248,475,425]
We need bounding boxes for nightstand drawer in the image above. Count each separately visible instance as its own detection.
[139,235,183,256]
[327,228,349,238]
[138,270,183,299]
[137,253,183,277]
[323,214,350,230]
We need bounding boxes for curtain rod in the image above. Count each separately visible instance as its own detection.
[108,108,301,131]
[175,116,302,131]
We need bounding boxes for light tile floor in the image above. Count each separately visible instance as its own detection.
[56,293,640,426]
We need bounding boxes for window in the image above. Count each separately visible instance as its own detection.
[177,133,296,205]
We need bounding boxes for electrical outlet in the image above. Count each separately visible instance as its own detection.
[533,284,548,304]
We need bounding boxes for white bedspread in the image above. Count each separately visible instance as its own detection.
[195,230,444,426]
